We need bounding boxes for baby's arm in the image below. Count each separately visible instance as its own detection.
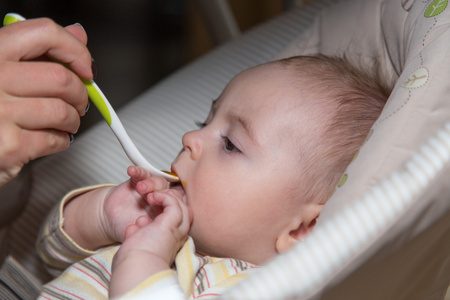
[62,166,169,250]
[109,189,192,298]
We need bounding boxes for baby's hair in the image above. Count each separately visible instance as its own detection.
[276,55,391,205]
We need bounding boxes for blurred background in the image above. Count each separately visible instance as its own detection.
[0,0,307,134]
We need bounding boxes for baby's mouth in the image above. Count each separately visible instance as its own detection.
[170,181,186,197]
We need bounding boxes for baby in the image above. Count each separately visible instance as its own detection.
[37,55,390,299]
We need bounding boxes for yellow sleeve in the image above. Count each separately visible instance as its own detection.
[119,270,185,300]
[36,184,115,276]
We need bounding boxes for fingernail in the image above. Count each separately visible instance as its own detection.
[91,58,97,80]
[73,22,86,34]
[85,101,90,113]
[69,133,75,144]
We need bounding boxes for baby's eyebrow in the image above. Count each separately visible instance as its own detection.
[208,99,218,117]
[229,113,259,146]
[211,99,218,110]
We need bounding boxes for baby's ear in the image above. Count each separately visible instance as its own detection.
[275,217,318,254]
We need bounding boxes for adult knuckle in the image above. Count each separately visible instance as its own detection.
[46,131,66,152]
[78,85,89,110]
[51,64,72,88]
[52,100,70,122]
[0,131,21,167]
[46,132,59,150]
[36,18,58,35]
[0,63,10,82]
[0,134,17,156]
[0,98,12,119]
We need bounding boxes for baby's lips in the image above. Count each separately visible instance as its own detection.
[162,170,179,181]
[167,166,187,201]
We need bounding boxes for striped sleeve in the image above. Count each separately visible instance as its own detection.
[113,238,258,299]
[119,270,185,300]
[177,238,258,299]
[38,230,257,299]
[39,247,117,300]
[36,184,115,276]
[38,250,184,300]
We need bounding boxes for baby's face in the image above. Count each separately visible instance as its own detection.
[171,63,323,264]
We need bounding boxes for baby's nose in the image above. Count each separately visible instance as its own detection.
[182,130,202,160]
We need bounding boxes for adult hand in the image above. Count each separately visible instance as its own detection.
[0,17,94,186]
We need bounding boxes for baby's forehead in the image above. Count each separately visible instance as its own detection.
[214,61,335,122]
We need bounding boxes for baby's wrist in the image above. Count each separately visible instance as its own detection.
[96,187,120,246]
[110,248,171,298]
[113,248,171,275]
[63,185,116,250]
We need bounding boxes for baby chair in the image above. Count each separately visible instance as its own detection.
[0,0,449,299]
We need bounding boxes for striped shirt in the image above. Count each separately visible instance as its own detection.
[37,186,258,299]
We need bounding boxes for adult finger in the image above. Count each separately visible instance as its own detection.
[0,61,89,116]
[24,129,71,159]
[3,97,81,133]
[0,18,93,79]
[0,127,70,171]
[65,23,88,45]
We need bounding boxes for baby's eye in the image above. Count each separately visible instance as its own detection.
[222,136,241,153]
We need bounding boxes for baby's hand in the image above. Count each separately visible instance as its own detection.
[100,166,169,244]
[62,166,171,251]
[110,188,192,297]
[122,188,192,264]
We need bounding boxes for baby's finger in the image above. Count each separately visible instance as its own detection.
[136,179,168,195]
[177,194,192,232]
[150,191,189,231]
[136,215,151,228]
[123,224,139,240]
[181,203,193,228]
[123,216,151,241]
[129,170,169,194]
[149,189,183,207]
[127,166,152,181]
